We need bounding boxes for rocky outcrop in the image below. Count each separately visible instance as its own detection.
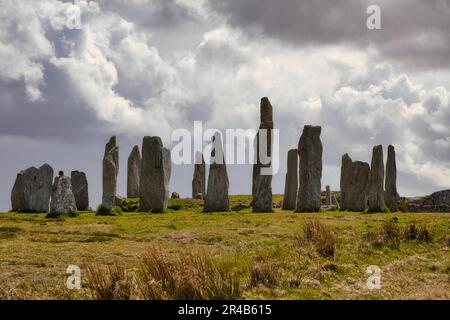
[296,126,323,212]
[11,164,54,212]
[408,190,450,212]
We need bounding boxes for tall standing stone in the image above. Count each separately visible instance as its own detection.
[204,133,230,212]
[102,136,119,210]
[192,152,206,199]
[296,126,323,212]
[384,145,399,211]
[11,164,53,212]
[340,154,370,211]
[50,172,77,215]
[326,185,332,206]
[252,97,273,212]
[71,171,89,211]
[282,149,298,210]
[139,136,171,212]
[127,145,141,198]
[368,145,386,211]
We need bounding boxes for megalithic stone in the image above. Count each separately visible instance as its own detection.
[71,171,89,211]
[282,149,298,210]
[139,136,171,212]
[384,145,399,211]
[296,125,323,212]
[11,164,54,212]
[340,154,370,212]
[252,97,273,213]
[340,154,353,210]
[368,145,386,211]
[326,185,332,206]
[192,152,206,198]
[50,174,77,215]
[127,145,141,198]
[102,136,119,210]
[204,133,230,212]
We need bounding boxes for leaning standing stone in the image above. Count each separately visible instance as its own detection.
[296,126,323,212]
[127,145,141,198]
[384,145,399,211]
[252,97,274,213]
[50,173,77,215]
[139,136,171,212]
[192,152,206,199]
[102,136,119,210]
[204,133,230,212]
[282,149,298,210]
[71,171,89,211]
[11,164,53,212]
[368,145,386,211]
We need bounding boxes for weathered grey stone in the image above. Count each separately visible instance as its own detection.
[368,145,386,210]
[204,133,230,212]
[192,152,206,199]
[194,193,204,200]
[71,171,89,211]
[252,97,273,213]
[171,192,180,199]
[102,136,119,210]
[139,136,171,212]
[325,185,332,206]
[296,126,323,212]
[384,145,399,211]
[408,190,450,212]
[282,149,298,210]
[127,145,141,198]
[340,154,370,211]
[11,164,53,212]
[50,174,77,215]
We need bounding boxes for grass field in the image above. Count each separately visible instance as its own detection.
[0,195,448,300]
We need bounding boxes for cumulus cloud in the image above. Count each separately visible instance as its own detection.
[210,0,450,70]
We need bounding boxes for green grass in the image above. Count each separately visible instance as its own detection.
[0,195,448,300]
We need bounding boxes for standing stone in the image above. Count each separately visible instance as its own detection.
[102,136,119,210]
[368,145,386,211]
[127,145,141,198]
[139,136,171,212]
[11,164,53,212]
[71,171,89,211]
[50,172,77,215]
[252,97,273,212]
[282,149,298,210]
[296,126,323,212]
[340,154,370,211]
[385,145,399,211]
[325,185,332,206]
[192,152,206,199]
[204,133,230,212]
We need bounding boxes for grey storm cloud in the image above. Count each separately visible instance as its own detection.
[210,0,450,69]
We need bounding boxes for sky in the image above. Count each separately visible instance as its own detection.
[0,0,450,211]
